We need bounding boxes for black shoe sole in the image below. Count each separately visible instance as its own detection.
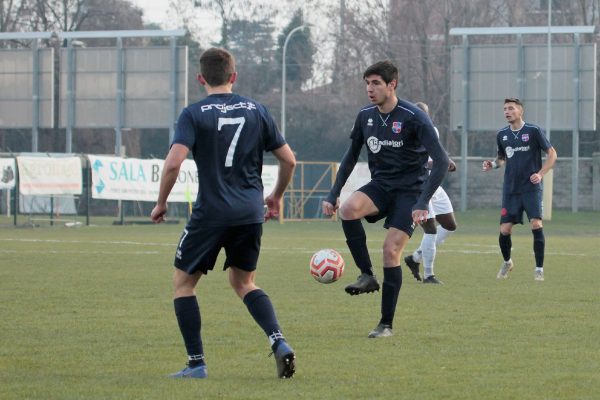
[344,285,380,296]
[277,353,296,379]
[404,256,422,281]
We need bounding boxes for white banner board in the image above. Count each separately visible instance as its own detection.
[17,156,82,195]
[339,162,371,205]
[88,155,197,202]
[88,155,280,202]
[0,158,16,189]
[261,165,278,200]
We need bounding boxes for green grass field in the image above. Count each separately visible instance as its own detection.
[1,210,599,399]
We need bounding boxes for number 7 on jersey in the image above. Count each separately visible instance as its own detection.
[218,117,246,167]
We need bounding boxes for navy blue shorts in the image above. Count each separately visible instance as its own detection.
[500,191,543,224]
[357,180,419,236]
[174,223,262,275]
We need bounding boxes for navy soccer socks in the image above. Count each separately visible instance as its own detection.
[380,266,403,328]
[499,233,512,261]
[532,228,545,268]
[342,219,374,276]
[243,289,285,350]
[174,296,205,367]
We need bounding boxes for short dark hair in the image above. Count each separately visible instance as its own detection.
[200,47,236,86]
[363,61,398,87]
[504,97,524,107]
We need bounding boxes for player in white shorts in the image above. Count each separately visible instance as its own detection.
[404,102,457,284]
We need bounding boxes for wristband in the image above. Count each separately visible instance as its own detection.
[491,161,499,169]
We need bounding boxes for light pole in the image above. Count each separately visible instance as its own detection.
[543,0,554,219]
[281,24,307,139]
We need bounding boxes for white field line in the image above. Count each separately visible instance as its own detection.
[0,238,591,257]
[0,249,161,255]
[0,238,173,246]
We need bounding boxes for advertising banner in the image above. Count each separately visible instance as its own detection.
[88,155,197,202]
[88,155,279,203]
[17,156,82,195]
[88,155,280,203]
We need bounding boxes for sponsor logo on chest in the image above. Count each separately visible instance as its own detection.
[367,136,404,154]
[505,145,530,158]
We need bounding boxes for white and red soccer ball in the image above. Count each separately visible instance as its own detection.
[310,249,345,284]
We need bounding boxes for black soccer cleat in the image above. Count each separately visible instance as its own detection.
[404,255,422,281]
[422,275,443,285]
[344,273,380,296]
[272,340,295,379]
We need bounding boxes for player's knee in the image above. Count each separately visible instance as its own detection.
[436,214,457,231]
[173,282,195,298]
[173,270,198,297]
[228,271,256,297]
[229,280,254,298]
[443,221,457,231]
[531,219,543,230]
[382,243,401,265]
[422,220,437,234]
[338,202,361,220]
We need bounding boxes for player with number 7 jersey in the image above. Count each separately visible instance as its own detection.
[151,48,296,380]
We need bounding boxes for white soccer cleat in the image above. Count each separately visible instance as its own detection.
[534,269,544,282]
[497,259,513,279]
[368,323,393,338]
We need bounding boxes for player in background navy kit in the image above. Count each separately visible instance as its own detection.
[482,98,557,282]
[151,48,297,379]
[322,61,449,338]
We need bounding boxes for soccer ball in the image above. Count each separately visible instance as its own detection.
[310,249,345,284]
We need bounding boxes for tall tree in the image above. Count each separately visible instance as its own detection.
[193,0,277,47]
[224,18,276,96]
[276,9,314,92]
[0,0,28,35]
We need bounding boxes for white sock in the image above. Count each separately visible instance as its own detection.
[435,226,454,246]
[412,247,422,262]
[421,233,437,278]
[535,267,543,272]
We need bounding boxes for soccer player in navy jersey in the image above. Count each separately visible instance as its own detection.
[483,98,557,282]
[151,48,297,378]
[322,61,449,338]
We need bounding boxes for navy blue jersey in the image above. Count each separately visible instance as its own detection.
[496,123,552,194]
[328,99,448,211]
[173,93,286,227]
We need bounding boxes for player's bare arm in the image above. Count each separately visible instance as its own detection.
[151,143,189,223]
[531,147,557,184]
[265,144,296,220]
